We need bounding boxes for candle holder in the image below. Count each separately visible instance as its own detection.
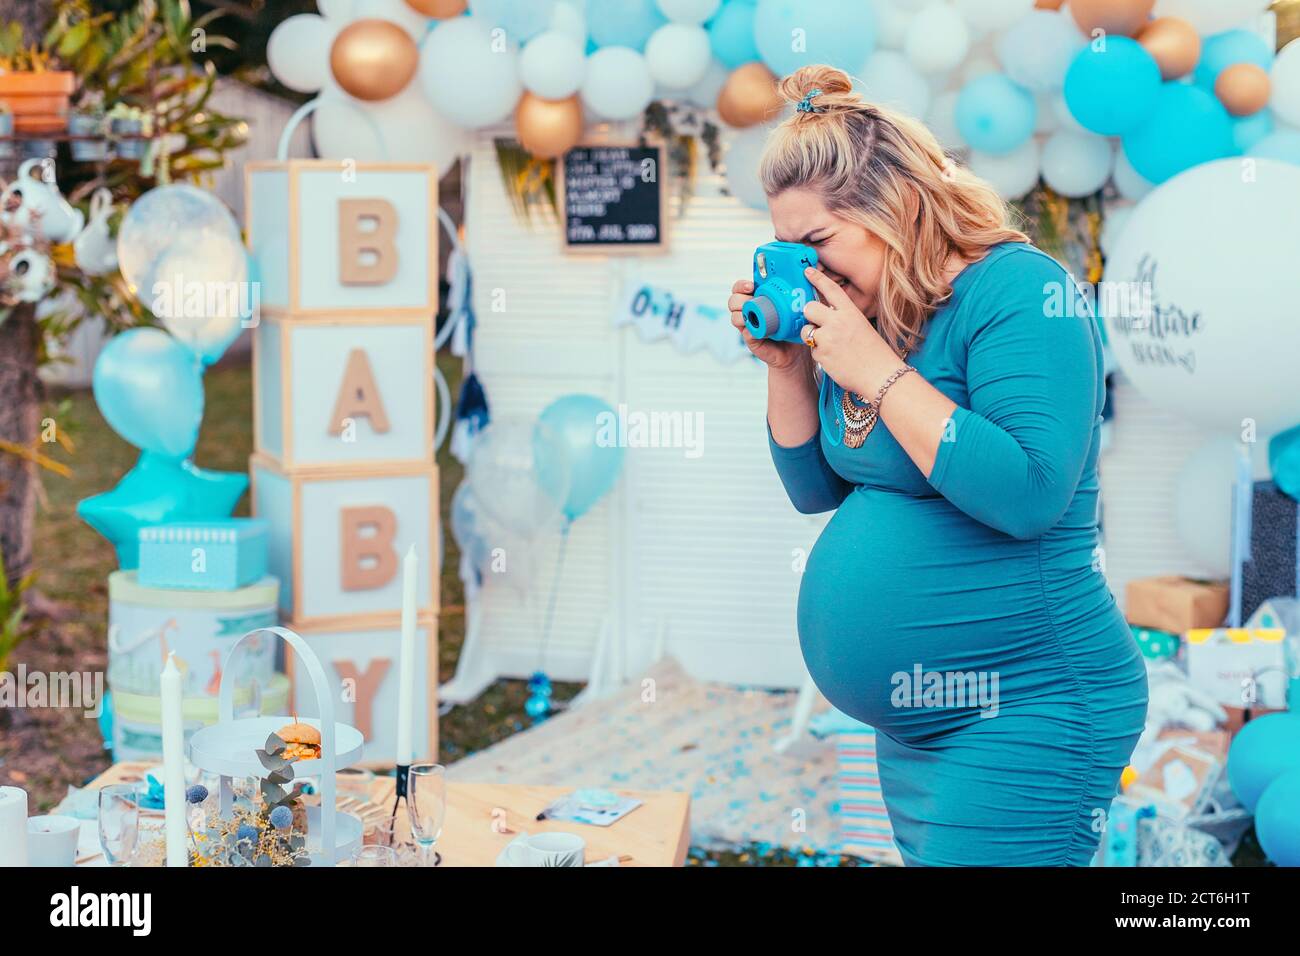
[391,763,441,866]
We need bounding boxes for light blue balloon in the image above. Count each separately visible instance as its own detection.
[1063,37,1161,136]
[1256,768,1300,866]
[1227,712,1300,813]
[1232,110,1274,152]
[753,0,876,76]
[586,0,666,51]
[77,452,248,569]
[92,328,205,458]
[470,0,556,43]
[1194,29,1273,88]
[1247,129,1300,167]
[709,0,759,69]
[536,394,625,522]
[1121,82,1236,184]
[955,73,1036,156]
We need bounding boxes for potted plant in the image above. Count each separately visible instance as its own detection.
[68,91,106,162]
[107,102,151,161]
[0,23,77,134]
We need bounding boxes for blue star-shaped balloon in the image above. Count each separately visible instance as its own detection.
[78,451,248,569]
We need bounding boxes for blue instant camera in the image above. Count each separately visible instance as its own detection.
[741,241,820,343]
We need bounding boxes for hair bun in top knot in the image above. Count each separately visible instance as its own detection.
[777,65,861,118]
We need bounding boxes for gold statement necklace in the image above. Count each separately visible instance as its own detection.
[837,345,910,449]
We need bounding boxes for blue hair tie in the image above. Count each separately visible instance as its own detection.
[796,88,825,114]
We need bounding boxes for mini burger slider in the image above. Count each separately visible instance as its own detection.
[277,721,322,762]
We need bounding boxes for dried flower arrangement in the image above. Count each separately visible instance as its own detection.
[189,732,312,868]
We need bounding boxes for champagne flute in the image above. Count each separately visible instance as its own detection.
[98,784,141,867]
[406,763,446,867]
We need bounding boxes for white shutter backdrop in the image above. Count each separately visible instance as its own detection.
[463,125,826,689]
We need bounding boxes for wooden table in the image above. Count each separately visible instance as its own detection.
[85,763,691,867]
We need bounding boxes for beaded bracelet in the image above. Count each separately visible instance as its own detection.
[873,364,916,411]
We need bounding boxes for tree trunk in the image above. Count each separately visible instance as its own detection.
[0,305,40,586]
[0,0,54,587]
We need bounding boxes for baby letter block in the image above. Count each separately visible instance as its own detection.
[291,623,437,765]
[245,160,438,315]
[254,314,432,469]
[252,458,438,627]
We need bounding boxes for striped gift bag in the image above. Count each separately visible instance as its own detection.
[834,722,902,865]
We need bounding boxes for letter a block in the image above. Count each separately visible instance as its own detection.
[246,160,438,316]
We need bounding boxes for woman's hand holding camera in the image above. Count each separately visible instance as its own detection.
[799,267,902,397]
[728,278,810,375]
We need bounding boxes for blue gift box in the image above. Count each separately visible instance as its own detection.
[138,519,269,591]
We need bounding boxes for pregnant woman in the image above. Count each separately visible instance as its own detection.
[729,67,1149,866]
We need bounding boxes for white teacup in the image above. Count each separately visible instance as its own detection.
[5,247,57,303]
[1,158,86,244]
[26,814,81,867]
[73,188,118,276]
[503,831,586,867]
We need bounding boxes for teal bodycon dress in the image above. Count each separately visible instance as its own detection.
[769,241,1149,866]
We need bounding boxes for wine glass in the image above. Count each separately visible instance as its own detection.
[406,763,446,867]
[352,845,398,867]
[98,784,141,866]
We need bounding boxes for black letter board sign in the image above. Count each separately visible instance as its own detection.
[561,144,667,254]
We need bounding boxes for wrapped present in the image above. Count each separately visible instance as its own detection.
[1125,576,1229,633]
[138,519,269,591]
[1229,480,1298,626]
[1185,627,1288,713]
[1131,626,1180,661]
[1123,741,1223,822]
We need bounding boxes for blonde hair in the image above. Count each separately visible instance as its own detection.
[760,65,1029,353]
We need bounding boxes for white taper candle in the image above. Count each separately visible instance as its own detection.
[396,544,418,766]
[160,652,188,867]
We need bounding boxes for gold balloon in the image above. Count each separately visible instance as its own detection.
[516,93,584,159]
[1069,0,1155,38]
[404,0,468,16]
[1136,17,1201,80]
[1215,63,1271,117]
[717,63,782,129]
[330,19,419,102]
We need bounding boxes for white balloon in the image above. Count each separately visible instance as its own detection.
[927,90,964,151]
[520,30,587,99]
[725,125,773,211]
[645,23,712,90]
[1113,148,1155,201]
[655,0,721,24]
[318,0,353,19]
[419,17,522,128]
[857,49,931,119]
[1103,158,1300,434]
[1099,201,1133,256]
[1052,92,1086,134]
[581,47,654,120]
[969,139,1041,199]
[312,93,388,161]
[268,15,337,93]
[876,2,914,50]
[370,85,471,167]
[685,58,729,108]
[997,9,1084,92]
[1270,39,1300,129]
[1175,437,1267,578]
[953,0,1033,35]
[350,0,430,38]
[904,2,970,75]
[1041,129,1113,197]
[1152,0,1271,36]
[550,0,587,45]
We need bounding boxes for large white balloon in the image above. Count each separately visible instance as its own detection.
[858,49,931,119]
[351,0,430,38]
[996,9,1084,92]
[904,2,970,74]
[1270,39,1300,129]
[419,17,522,128]
[1103,158,1300,434]
[968,139,1041,199]
[1041,130,1113,197]
[371,85,471,168]
[645,23,712,89]
[268,14,337,93]
[655,0,721,23]
[954,0,1033,36]
[1175,437,1269,578]
[725,125,772,211]
[581,47,654,120]
[519,29,587,99]
[1152,0,1272,36]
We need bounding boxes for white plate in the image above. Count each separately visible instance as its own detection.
[188,716,363,779]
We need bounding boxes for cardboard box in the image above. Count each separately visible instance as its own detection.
[1125,576,1229,633]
